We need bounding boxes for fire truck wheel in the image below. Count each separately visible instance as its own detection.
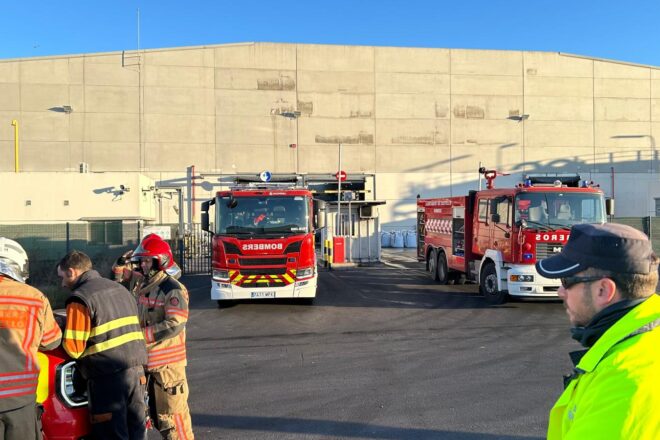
[428,249,440,281]
[480,263,507,304]
[436,251,449,285]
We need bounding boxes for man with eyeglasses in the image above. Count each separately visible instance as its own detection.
[536,223,659,439]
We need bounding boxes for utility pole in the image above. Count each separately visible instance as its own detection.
[11,120,19,172]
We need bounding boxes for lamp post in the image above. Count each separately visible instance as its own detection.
[280,111,300,175]
[507,114,529,174]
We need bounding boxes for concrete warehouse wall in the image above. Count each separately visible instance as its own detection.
[1,42,659,225]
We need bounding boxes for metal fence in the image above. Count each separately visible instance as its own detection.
[0,221,144,287]
[0,221,212,288]
[612,217,660,254]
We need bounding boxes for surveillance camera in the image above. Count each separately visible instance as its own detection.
[119,185,131,192]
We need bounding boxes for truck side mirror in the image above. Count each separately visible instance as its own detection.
[201,200,212,233]
[201,212,210,232]
[491,213,501,224]
[605,198,615,216]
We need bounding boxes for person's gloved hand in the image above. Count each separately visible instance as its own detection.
[116,250,134,266]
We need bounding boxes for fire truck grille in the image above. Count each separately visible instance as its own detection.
[249,280,286,288]
[239,258,287,266]
[239,268,287,276]
[535,243,564,260]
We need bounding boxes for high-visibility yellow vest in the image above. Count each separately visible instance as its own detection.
[548,294,660,439]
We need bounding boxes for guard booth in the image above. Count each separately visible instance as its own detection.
[318,199,386,264]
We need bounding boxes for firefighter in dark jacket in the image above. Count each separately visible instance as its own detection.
[0,238,61,440]
[58,250,148,440]
[131,238,194,440]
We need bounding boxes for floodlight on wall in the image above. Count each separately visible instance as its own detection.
[62,105,73,114]
[280,111,301,119]
[507,114,529,122]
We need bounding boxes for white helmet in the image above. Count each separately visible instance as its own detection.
[0,237,29,283]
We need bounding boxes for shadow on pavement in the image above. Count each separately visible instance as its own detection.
[191,414,542,440]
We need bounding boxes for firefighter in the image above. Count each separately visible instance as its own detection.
[112,234,181,288]
[131,238,194,440]
[0,237,61,440]
[58,250,148,440]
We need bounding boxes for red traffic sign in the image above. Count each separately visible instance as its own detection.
[335,170,347,182]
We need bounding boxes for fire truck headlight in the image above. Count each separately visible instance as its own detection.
[56,361,88,408]
[296,267,314,280]
[510,274,534,282]
[213,269,230,281]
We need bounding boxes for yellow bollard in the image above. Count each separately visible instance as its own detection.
[325,239,333,265]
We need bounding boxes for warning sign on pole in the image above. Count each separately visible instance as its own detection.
[335,170,347,182]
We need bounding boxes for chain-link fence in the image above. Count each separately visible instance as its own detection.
[0,220,212,307]
[0,221,145,307]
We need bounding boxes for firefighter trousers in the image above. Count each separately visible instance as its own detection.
[87,366,147,440]
[0,403,41,440]
[147,365,194,440]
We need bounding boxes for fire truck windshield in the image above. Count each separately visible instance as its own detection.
[514,192,605,229]
[216,196,309,235]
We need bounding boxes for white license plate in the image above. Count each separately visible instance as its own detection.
[251,291,275,298]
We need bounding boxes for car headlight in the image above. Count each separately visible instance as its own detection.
[213,269,230,281]
[56,361,88,408]
[510,274,534,282]
[296,267,314,280]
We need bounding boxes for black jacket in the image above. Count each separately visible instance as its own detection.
[66,270,147,378]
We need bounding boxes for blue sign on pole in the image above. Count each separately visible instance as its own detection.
[260,170,272,182]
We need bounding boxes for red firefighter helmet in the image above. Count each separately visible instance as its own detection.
[132,234,174,271]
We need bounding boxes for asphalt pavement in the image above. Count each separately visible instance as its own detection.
[175,249,577,439]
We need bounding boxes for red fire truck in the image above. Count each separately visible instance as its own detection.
[38,311,91,439]
[201,182,317,306]
[417,170,611,304]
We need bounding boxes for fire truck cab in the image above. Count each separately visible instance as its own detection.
[201,182,317,306]
[417,171,610,304]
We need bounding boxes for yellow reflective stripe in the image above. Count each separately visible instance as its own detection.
[282,274,294,283]
[64,329,90,341]
[290,269,297,275]
[229,270,237,276]
[82,331,145,356]
[90,316,140,337]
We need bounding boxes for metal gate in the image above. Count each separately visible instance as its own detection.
[174,223,212,275]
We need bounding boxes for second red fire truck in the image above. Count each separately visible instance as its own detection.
[201,180,317,306]
[417,169,611,304]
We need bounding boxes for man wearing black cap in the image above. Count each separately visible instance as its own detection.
[536,223,660,439]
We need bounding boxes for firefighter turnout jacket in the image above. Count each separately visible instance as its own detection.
[136,271,194,439]
[137,271,189,371]
[0,276,61,411]
[548,294,660,439]
[62,270,147,379]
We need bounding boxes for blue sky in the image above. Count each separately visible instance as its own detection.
[3,1,659,66]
